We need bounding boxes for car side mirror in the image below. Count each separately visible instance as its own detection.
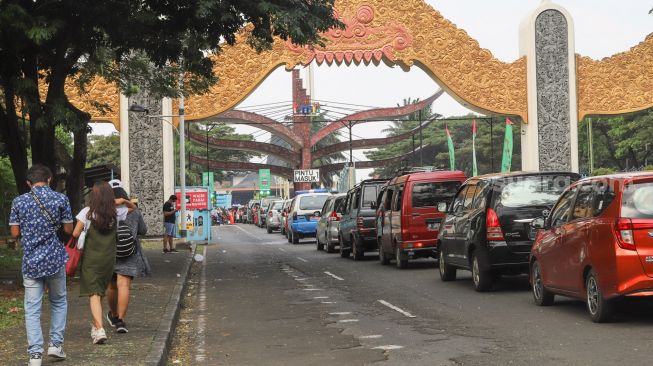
[292,212,298,220]
[530,217,545,230]
[437,202,447,212]
[370,201,377,210]
[314,211,321,218]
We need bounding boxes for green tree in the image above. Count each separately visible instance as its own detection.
[86,134,121,168]
[0,0,343,212]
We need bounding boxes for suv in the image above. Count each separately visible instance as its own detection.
[265,200,285,233]
[376,171,466,269]
[438,171,580,291]
[257,196,281,227]
[316,194,347,253]
[339,179,388,260]
[287,192,332,244]
[530,172,653,322]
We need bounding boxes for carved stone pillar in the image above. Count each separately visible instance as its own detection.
[127,92,165,236]
[519,1,579,172]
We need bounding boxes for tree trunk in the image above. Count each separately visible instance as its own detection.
[66,125,88,214]
[0,80,29,193]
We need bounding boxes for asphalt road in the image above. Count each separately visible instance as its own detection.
[171,224,653,366]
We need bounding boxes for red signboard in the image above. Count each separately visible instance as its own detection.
[175,188,209,210]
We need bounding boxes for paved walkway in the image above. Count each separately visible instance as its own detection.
[0,242,193,366]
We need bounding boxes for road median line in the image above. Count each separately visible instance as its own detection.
[377,299,416,318]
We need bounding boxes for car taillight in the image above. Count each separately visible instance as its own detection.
[329,211,340,222]
[615,218,636,251]
[486,208,505,241]
[357,217,364,229]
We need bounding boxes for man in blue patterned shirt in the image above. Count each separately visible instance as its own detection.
[9,165,74,366]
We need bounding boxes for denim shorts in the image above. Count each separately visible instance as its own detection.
[164,223,177,237]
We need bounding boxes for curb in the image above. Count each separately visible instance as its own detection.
[144,243,197,366]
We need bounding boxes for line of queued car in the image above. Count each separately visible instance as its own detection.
[243,169,653,323]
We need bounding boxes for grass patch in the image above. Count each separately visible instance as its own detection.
[0,291,23,330]
[0,247,21,272]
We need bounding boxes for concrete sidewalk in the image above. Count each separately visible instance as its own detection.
[0,242,194,366]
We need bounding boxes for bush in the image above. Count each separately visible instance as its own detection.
[592,167,616,176]
[643,165,653,171]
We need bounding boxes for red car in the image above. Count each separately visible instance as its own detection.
[529,172,653,322]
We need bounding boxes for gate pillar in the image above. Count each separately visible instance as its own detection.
[120,93,175,236]
[520,1,579,172]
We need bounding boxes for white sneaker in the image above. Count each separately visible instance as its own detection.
[47,343,66,359]
[91,326,107,344]
[28,352,42,366]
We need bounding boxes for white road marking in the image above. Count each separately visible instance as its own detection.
[329,312,352,315]
[296,257,308,263]
[324,271,345,281]
[377,300,416,318]
[303,288,322,291]
[373,345,404,350]
[338,319,359,323]
[359,335,383,339]
[321,301,336,304]
[195,246,208,362]
[295,278,308,281]
[278,248,286,252]
[313,296,329,299]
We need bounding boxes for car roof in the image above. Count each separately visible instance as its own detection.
[473,171,581,182]
[389,170,467,184]
[579,171,653,182]
[296,192,332,197]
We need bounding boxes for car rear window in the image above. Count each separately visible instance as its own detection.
[496,175,573,208]
[272,201,284,210]
[621,182,653,219]
[299,195,329,210]
[361,185,378,208]
[335,197,346,213]
[412,181,461,208]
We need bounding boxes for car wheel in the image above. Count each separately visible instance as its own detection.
[586,270,614,323]
[324,233,334,253]
[471,252,492,292]
[352,237,364,261]
[316,233,324,251]
[395,246,408,269]
[291,230,299,245]
[379,244,390,265]
[439,249,456,281]
[531,260,554,306]
[339,235,350,258]
[267,226,272,234]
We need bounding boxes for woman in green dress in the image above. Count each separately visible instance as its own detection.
[72,181,133,344]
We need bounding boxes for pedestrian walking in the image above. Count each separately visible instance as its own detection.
[72,181,134,345]
[162,195,178,253]
[9,164,74,366]
[106,185,151,334]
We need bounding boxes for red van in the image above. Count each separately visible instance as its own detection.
[375,171,466,269]
[530,172,653,322]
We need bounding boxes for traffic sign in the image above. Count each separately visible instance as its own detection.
[259,169,271,192]
[294,169,320,183]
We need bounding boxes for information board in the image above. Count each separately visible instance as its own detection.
[293,169,320,183]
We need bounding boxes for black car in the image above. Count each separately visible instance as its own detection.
[437,171,580,291]
[339,179,388,260]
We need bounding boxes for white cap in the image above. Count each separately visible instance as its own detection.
[108,179,123,189]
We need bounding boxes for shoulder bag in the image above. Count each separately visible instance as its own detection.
[30,191,70,243]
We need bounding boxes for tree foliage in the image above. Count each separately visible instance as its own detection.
[0,0,342,213]
[86,134,121,168]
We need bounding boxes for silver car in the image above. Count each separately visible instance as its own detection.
[265,200,285,233]
[316,194,346,253]
[280,199,292,236]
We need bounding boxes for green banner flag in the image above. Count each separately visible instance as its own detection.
[472,120,478,176]
[501,118,514,173]
[446,125,455,171]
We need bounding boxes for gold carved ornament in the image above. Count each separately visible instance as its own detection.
[577,33,653,120]
[183,0,529,122]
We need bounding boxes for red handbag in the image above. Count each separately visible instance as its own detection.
[65,237,81,277]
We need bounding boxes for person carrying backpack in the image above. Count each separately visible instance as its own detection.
[105,184,151,333]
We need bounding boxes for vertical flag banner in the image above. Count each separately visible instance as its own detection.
[472,120,478,176]
[446,125,455,171]
[501,118,514,173]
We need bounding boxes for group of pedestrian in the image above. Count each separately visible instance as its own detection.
[9,165,151,366]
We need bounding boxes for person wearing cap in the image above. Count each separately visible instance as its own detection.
[162,195,178,253]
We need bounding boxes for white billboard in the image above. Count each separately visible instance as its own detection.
[294,169,320,183]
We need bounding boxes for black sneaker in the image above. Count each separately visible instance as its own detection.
[106,311,119,327]
[163,249,170,254]
[169,249,179,253]
[115,320,128,334]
